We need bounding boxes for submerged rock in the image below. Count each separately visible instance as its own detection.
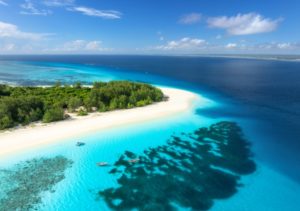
[99,121,256,210]
[0,156,73,210]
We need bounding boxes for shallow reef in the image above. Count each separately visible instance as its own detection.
[0,156,72,210]
[99,121,256,210]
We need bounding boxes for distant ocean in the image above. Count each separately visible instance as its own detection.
[0,55,299,210]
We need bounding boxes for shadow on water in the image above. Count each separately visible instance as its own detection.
[99,121,256,210]
[0,156,72,210]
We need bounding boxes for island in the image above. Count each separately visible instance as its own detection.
[0,81,198,157]
[0,81,164,129]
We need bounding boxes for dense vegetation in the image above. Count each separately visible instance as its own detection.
[0,81,164,130]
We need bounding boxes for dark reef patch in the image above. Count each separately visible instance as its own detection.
[99,121,256,210]
[0,156,72,210]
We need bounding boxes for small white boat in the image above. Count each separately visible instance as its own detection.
[128,159,140,163]
[97,162,108,166]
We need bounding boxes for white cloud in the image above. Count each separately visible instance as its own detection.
[0,21,49,40]
[277,43,292,49]
[0,43,15,51]
[43,0,74,7]
[85,41,102,51]
[69,7,122,19]
[20,0,52,16]
[225,43,237,49]
[179,13,201,24]
[207,13,281,35]
[149,36,300,54]
[0,41,49,54]
[216,35,222,39]
[222,42,300,52]
[63,40,89,51]
[0,0,7,6]
[56,40,106,52]
[257,42,299,50]
[155,37,206,50]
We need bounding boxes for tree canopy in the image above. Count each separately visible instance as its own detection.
[0,81,164,130]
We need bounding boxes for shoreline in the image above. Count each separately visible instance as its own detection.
[0,87,198,158]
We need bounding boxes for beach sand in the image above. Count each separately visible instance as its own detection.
[0,87,198,158]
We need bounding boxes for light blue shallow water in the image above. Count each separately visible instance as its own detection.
[0,99,217,210]
[0,60,299,210]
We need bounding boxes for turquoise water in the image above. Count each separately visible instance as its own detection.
[0,61,118,85]
[1,102,217,210]
[0,60,300,210]
[0,61,169,86]
[213,163,300,211]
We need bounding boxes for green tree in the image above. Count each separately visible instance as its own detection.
[68,97,82,112]
[0,115,13,130]
[43,107,65,123]
[118,95,128,108]
[0,81,163,129]
[109,98,118,110]
[98,101,107,112]
[136,100,147,107]
[0,85,10,96]
[28,108,43,122]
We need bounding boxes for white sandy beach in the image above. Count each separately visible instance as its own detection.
[0,87,198,158]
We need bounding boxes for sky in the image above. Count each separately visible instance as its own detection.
[0,0,299,54]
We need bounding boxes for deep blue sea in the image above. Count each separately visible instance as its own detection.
[0,55,299,210]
